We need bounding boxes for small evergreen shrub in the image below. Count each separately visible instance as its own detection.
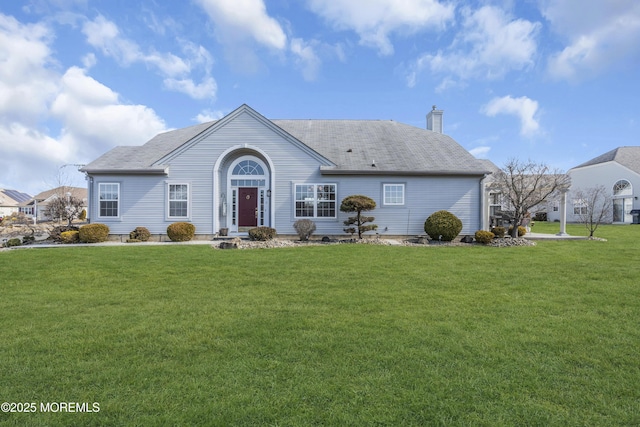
[533,212,547,221]
[49,225,80,242]
[474,230,495,244]
[22,235,35,245]
[79,209,87,221]
[79,223,110,243]
[60,230,80,244]
[293,219,316,241]
[167,222,195,242]
[248,226,277,241]
[491,226,506,238]
[508,225,527,237]
[424,210,463,242]
[129,226,151,242]
[5,238,22,247]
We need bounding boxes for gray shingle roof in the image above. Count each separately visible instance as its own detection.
[572,146,640,174]
[83,107,490,176]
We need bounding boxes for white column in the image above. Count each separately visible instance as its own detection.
[557,189,569,236]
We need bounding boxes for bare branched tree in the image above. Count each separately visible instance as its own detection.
[44,194,85,226]
[572,186,612,237]
[492,159,571,237]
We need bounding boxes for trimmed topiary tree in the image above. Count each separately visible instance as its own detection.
[424,210,463,242]
[340,195,378,239]
[167,222,195,242]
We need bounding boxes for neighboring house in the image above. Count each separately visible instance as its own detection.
[0,189,32,219]
[548,146,640,224]
[81,104,492,238]
[20,186,88,222]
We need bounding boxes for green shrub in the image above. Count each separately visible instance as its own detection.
[22,235,35,245]
[129,226,151,242]
[248,226,277,241]
[79,209,87,221]
[49,225,80,242]
[533,212,547,221]
[5,238,22,247]
[424,210,463,242]
[474,230,495,244]
[293,219,316,241]
[508,225,527,237]
[60,230,80,244]
[79,223,110,243]
[491,226,506,238]
[167,222,195,242]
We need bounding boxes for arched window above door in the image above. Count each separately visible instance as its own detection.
[613,180,632,196]
[232,160,264,176]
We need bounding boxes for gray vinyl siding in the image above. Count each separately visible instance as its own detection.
[323,175,481,237]
[89,175,167,235]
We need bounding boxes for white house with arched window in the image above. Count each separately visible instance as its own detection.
[559,147,640,224]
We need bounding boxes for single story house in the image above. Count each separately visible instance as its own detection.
[81,104,492,239]
[548,146,640,224]
[20,186,88,222]
[0,189,32,219]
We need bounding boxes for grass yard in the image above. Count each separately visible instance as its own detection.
[1,224,639,426]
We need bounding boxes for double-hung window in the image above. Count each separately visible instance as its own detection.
[383,183,405,205]
[295,184,336,218]
[168,184,189,218]
[99,183,120,218]
[573,199,587,215]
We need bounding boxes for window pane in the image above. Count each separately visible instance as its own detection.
[384,184,404,205]
[99,183,119,217]
[169,184,188,217]
[295,184,336,218]
[232,160,264,176]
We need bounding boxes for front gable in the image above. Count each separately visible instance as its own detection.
[154,104,335,168]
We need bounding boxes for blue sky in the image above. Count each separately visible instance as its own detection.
[1,0,639,195]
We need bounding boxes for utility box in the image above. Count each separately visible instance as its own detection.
[630,209,640,224]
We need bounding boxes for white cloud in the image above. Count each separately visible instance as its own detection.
[164,76,217,100]
[82,15,216,99]
[0,12,168,194]
[469,146,491,158]
[542,0,640,81]
[51,66,167,160]
[290,38,321,81]
[406,5,540,86]
[195,0,287,50]
[307,0,454,55]
[482,95,540,137]
[0,14,58,124]
[194,109,226,123]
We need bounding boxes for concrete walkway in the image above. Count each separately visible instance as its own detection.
[525,232,587,240]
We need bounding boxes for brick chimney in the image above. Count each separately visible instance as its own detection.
[426,105,443,133]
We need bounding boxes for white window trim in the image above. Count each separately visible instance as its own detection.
[98,182,120,219]
[383,183,405,206]
[294,183,337,219]
[166,182,191,220]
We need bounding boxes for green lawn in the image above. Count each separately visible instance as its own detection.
[1,224,639,426]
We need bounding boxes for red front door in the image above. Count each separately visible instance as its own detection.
[238,188,258,227]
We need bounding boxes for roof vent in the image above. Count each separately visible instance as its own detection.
[371,160,376,167]
[347,148,353,152]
